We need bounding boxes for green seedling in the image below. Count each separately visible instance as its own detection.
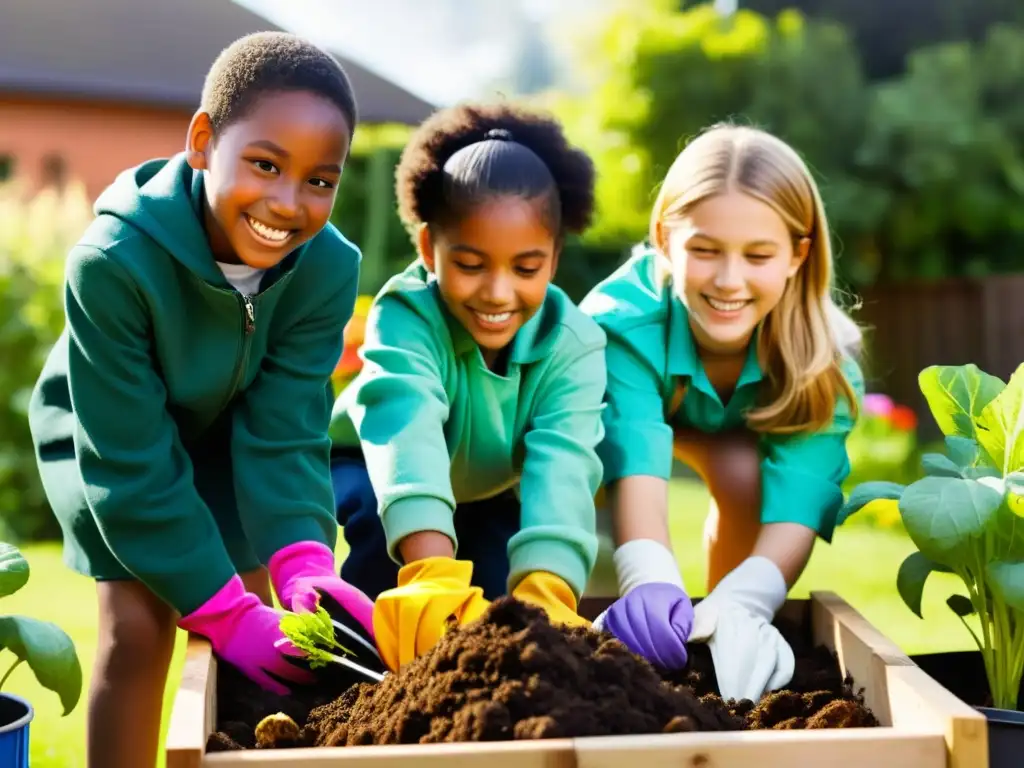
[839,362,1024,711]
[0,542,82,715]
[279,606,385,682]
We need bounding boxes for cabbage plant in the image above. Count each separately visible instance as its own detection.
[839,363,1024,711]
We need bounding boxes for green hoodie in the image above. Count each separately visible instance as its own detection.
[28,153,360,615]
[330,261,607,598]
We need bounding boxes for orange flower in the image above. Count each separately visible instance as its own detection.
[334,344,362,378]
[889,405,918,432]
[333,295,373,379]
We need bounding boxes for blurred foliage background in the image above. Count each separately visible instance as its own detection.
[331,1,1024,301]
[4,0,1024,540]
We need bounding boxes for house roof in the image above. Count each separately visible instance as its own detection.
[0,0,435,126]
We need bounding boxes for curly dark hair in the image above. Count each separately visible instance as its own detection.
[395,102,596,237]
[200,31,357,137]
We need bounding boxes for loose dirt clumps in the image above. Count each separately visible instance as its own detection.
[663,613,878,731]
[208,642,361,751]
[305,598,744,746]
[208,597,877,752]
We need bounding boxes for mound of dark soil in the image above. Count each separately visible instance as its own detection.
[208,598,876,752]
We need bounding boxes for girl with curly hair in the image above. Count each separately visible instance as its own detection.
[328,102,606,670]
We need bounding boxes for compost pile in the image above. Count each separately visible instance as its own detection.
[208,598,877,752]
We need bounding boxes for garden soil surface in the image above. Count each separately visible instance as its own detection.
[208,598,877,751]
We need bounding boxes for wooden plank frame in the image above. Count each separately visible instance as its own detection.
[166,591,987,768]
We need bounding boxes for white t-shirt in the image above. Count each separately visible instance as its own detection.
[217,261,265,296]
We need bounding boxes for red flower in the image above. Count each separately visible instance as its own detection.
[889,405,918,431]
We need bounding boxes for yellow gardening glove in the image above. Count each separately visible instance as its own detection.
[512,571,591,629]
[372,557,491,671]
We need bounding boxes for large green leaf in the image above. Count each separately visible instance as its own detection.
[836,481,905,526]
[987,560,1024,613]
[0,544,29,599]
[990,500,1024,561]
[896,551,952,618]
[899,476,1003,563]
[945,436,980,469]
[918,365,1005,441]
[976,363,1024,474]
[921,453,963,478]
[0,616,81,716]
[965,464,1003,481]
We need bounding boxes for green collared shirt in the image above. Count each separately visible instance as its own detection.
[580,247,864,542]
[331,260,607,597]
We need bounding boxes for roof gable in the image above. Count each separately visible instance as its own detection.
[0,0,435,125]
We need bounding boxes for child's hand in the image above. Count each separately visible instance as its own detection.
[511,571,590,628]
[178,576,315,696]
[592,582,694,669]
[372,557,490,671]
[688,556,794,701]
[269,541,375,641]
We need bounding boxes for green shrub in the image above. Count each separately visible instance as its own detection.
[0,182,90,542]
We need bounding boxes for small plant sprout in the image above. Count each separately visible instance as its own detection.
[279,606,385,682]
[0,542,82,715]
[839,363,1024,711]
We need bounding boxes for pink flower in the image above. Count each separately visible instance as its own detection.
[863,393,895,418]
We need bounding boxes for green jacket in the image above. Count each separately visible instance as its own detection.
[331,261,606,597]
[580,246,864,542]
[28,153,359,614]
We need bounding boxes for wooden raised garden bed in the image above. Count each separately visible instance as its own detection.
[166,591,987,768]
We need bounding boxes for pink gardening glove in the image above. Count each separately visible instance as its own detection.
[269,541,380,666]
[178,575,314,696]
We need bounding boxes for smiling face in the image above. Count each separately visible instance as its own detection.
[418,196,558,366]
[662,189,809,356]
[187,89,350,269]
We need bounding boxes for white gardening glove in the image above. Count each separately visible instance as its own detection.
[592,538,686,631]
[688,556,794,702]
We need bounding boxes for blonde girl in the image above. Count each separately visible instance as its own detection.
[581,123,864,702]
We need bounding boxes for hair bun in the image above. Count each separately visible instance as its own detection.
[484,128,514,142]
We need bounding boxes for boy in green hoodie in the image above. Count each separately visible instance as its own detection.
[329,102,607,672]
[28,32,377,768]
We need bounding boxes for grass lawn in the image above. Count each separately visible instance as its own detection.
[5,478,978,767]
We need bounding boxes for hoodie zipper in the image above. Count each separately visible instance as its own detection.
[242,294,256,335]
[228,293,256,394]
[211,292,257,416]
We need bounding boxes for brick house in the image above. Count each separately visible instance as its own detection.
[0,0,435,199]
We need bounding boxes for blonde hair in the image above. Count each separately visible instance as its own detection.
[650,123,861,435]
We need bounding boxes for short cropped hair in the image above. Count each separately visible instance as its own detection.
[200,31,357,137]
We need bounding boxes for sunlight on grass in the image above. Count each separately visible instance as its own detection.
[1,545,188,768]
[9,478,977,766]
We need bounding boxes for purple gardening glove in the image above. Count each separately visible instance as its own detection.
[593,582,695,669]
[178,575,314,696]
[268,541,381,669]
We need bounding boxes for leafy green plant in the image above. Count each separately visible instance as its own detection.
[839,363,1024,710]
[0,182,91,543]
[279,607,384,682]
[0,542,81,715]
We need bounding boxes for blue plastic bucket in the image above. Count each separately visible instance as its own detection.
[0,693,33,767]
